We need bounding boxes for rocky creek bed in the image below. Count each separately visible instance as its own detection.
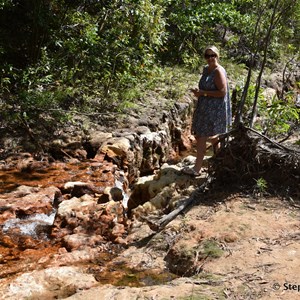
[0,90,300,299]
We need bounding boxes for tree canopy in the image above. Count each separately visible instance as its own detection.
[0,0,299,136]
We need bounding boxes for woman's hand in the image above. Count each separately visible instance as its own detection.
[190,88,201,98]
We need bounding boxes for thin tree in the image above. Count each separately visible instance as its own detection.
[234,3,266,125]
[249,0,297,127]
[249,0,280,127]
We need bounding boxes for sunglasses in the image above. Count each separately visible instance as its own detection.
[204,53,217,59]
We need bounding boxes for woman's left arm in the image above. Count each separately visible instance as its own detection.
[194,68,227,98]
[213,68,227,97]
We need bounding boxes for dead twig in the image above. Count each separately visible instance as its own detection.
[245,126,300,154]
[142,177,212,232]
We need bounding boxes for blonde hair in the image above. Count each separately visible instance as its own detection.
[204,46,220,59]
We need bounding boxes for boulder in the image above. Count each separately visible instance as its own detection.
[0,266,97,299]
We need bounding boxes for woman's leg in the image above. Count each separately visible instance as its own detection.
[194,136,207,173]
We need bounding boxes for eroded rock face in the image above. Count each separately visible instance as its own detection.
[128,158,205,216]
[89,98,194,184]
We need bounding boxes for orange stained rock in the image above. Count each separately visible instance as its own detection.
[0,159,116,194]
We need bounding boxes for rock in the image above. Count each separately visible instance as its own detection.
[62,278,206,300]
[262,87,277,100]
[51,196,127,243]
[0,266,97,299]
[70,183,105,198]
[50,247,107,267]
[98,136,132,169]
[54,195,96,218]
[89,132,113,150]
[128,162,204,214]
[0,235,15,248]
[73,149,87,160]
[111,223,125,240]
[62,233,104,251]
[263,72,282,91]
[103,186,123,202]
[63,181,89,192]
[135,126,151,135]
[0,186,61,223]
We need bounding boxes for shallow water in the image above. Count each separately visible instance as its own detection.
[2,211,56,239]
[0,159,118,279]
[0,159,178,288]
[0,160,114,194]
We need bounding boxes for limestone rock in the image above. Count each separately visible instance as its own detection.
[89,131,113,150]
[0,266,97,299]
[51,195,127,243]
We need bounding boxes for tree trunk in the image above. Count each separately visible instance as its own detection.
[235,5,264,125]
[250,0,280,127]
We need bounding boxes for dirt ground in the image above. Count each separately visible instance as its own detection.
[67,133,300,300]
[173,194,300,300]
[66,191,300,300]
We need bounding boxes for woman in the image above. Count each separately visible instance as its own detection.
[184,45,231,176]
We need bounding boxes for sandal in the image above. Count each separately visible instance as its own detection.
[181,167,200,177]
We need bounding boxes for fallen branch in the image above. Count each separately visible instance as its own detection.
[245,126,300,153]
[142,177,212,232]
[17,115,45,153]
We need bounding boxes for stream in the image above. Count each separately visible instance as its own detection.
[0,157,178,289]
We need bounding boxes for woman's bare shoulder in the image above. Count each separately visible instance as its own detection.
[215,65,227,76]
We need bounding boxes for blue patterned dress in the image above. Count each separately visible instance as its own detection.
[192,65,232,137]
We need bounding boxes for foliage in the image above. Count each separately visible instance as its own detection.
[232,0,300,128]
[257,93,299,137]
[162,0,243,67]
[230,0,300,63]
[0,0,299,138]
[254,177,268,194]
[201,239,223,259]
[232,74,299,138]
